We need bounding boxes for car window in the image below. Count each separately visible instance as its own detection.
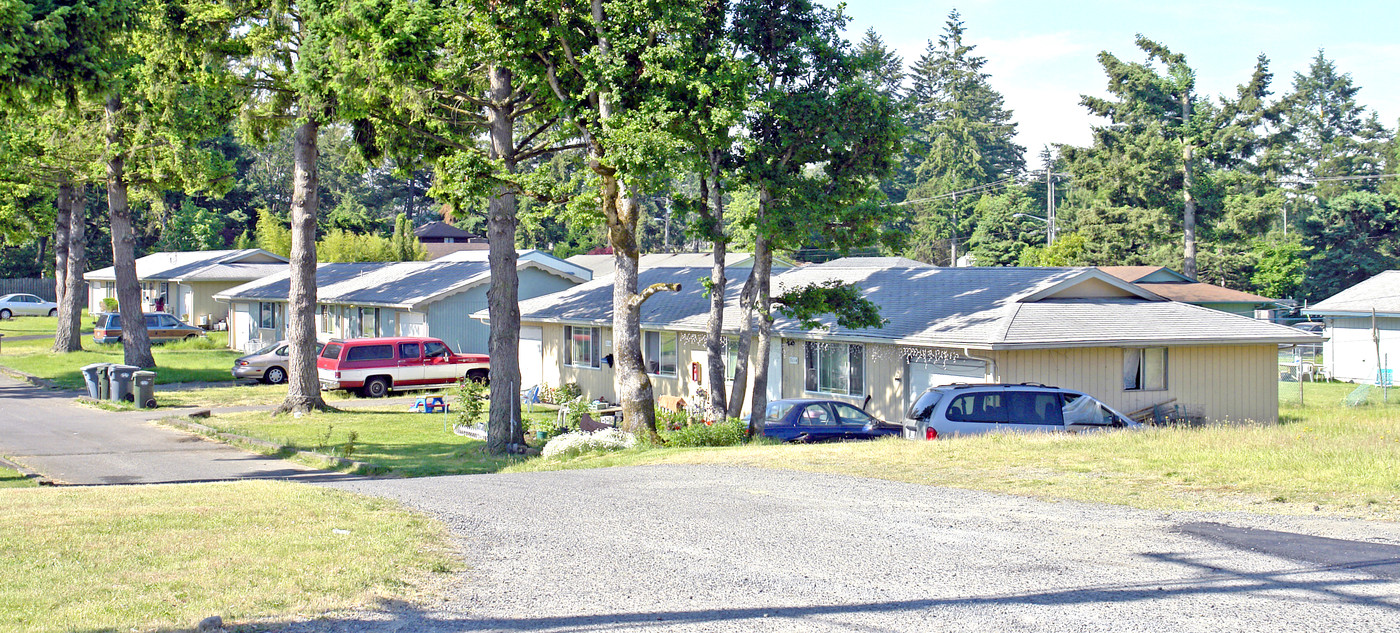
[398,343,422,359]
[798,404,835,426]
[346,344,395,361]
[21,295,37,303]
[144,315,161,328]
[1062,394,1114,426]
[161,315,181,327]
[1007,391,1064,426]
[97,314,114,328]
[275,345,289,357]
[765,402,795,426]
[832,402,876,427]
[320,343,343,360]
[946,392,1007,423]
[907,390,944,421]
[424,341,448,358]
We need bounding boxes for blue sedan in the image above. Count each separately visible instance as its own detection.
[758,398,902,443]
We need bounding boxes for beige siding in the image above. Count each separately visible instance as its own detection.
[989,344,1279,423]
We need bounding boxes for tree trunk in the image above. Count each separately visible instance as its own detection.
[55,184,87,353]
[702,155,729,418]
[486,63,524,454]
[601,172,662,441]
[726,271,757,420]
[746,189,776,435]
[53,183,71,306]
[277,117,327,414]
[1182,143,1197,280]
[105,94,155,368]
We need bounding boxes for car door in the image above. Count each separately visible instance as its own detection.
[831,402,881,439]
[144,314,168,342]
[762,401,799,442]
[20,294,43,316]
[1006,390,1067,432]
[396,342,426,385]
[422,340,455,384]
[793,403,839,442]
[939,390,1008,436]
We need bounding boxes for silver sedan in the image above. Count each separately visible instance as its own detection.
[0,293,58,319]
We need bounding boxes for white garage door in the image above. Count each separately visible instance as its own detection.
[519,326,544,389]
[908,359,987,409]
[400,311,426,337]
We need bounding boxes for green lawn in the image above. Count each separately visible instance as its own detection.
[156,382,365,408]
[0,331,239,389]
[0,310,93,336]
[0,480,451,633]
[504,381,1400,520]
[0,465,36,489]
[201,405,546,476]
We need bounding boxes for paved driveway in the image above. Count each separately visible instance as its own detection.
[298,465,1400,632]
[0,373,350,485]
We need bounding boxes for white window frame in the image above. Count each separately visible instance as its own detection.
[258,301,278,329]
[564,326,601,369]
[360,307,379,338]
[1123,347,1167,391]
[643,331,679,376]
[804,341,865,396]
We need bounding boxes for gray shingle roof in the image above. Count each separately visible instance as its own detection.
[1306,270,1400,316]
[84,249,287,281]
[513,262,1317,349]
[216,263,380,301]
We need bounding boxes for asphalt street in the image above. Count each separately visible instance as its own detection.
[286,465,1400,633]
[0,372,350,484]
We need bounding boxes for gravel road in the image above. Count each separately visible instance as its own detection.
[272,465,1400,632]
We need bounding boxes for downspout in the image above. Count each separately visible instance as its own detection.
[964,347,997,382]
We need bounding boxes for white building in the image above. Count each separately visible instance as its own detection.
[1305,271,1400,384]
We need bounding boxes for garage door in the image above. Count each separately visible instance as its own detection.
[519,326,544,389]
[400,311,426,337]
[907,359,987,409]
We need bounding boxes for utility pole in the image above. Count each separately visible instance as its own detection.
[1046,171,1055,246]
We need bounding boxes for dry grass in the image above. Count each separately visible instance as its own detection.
[0,480,452,633]
[508,381,1400,520]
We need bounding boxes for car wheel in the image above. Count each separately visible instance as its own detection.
[184,333,198,341]
[48,308,58,317]
[466,369,489,385]
[363,377,390,398]
[0,309,10,320]
[264,366,287,385]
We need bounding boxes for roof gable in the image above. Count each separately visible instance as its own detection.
[1307,270,1400,316]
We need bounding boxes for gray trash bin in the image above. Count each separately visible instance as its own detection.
[132,371,157,409]
[97,365,112,400]
[108,364,139,403]
[80,363,110,399]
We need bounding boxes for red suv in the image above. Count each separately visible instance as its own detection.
[316,336,489,397]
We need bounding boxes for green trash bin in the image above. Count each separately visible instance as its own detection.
[132,371,157,409]
[108,364,139,403]
[96,365,112,400]
[80,363,110,399]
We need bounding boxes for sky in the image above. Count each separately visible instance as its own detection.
[820,0,1400,170]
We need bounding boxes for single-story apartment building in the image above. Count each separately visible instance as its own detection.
[509,258,1316,424]
[1098,266,1276,317]
[415,220,489,259]
[215,251,591,380]
[84,249,288,327]
[1304,270,1400,384]
[565,252,797,278]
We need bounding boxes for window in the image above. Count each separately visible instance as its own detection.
[360,308,379,338]
[804,341,863,395]
[398,343,421,359]
[319,306,333,334]
[159,315,180,327]
[946,392,1006,423]
[424,340,449,358]
[1008,391,1064,426]
[1123,348,1167,391]
[320,343,343,360]
[765,401,795,426]
[564,326,601,368]
[831,402,876,427]
[643,331,678,376]
[907,390,944,422]
[798,404,836,426]
[723,337,741,380]
[1063,394,1115,426]
[346,344,395,361]
[258,302,277,329]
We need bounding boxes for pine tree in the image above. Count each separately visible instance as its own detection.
[1277,51,1393,200]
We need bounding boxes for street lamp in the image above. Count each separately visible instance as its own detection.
[1012,213,1054,246]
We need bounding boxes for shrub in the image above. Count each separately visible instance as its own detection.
[454,378,488,428]
[662,417,747,447]
[100,298,119,313]
[557,382,582,402]
[541,428,637,459]
[655,406,689,431]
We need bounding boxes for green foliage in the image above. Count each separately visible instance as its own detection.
[101,298,119,313]
[773,280,886,331]
[253,209,292,258]
[316,230,396,263]
[1300,192,1400,300]
[454,378,488,428]
[1017,233,1091,267]
[157,200,226,251]
[967,190,1041,266]
[390,214,425,261]
[661,418,747,448]
[1250,239,1308,300]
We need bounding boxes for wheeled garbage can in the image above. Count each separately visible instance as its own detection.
[132,371,157,409]
[97,365,112,400]
[81,363,110,399]
[108,364,139,403]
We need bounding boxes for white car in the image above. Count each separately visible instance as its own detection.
[0,293,58,319]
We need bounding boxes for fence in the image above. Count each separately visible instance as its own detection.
[0,278,86,302]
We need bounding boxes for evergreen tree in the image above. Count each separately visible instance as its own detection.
[1277,51,1393,199]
